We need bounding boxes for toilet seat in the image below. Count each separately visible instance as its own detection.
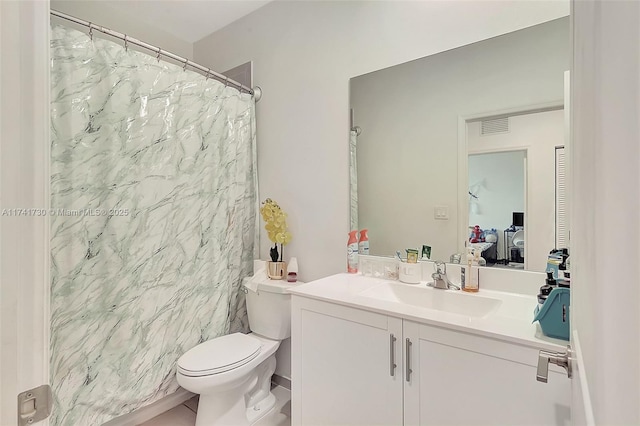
[177,333,261,377]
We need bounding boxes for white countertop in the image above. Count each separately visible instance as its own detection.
[288,272,567,351]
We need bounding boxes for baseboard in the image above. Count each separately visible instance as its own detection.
[272,374,291,390]
[102,388,195,426]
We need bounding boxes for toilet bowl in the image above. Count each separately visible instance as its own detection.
[176,268,300,426]
[177,333,280,425]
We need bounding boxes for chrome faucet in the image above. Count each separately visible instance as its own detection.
[428,261,460,290]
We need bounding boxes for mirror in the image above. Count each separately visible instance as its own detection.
[349,17,569,272]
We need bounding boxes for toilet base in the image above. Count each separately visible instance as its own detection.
[246,392,276,424]
[194,354,277,426]
[195,390,277,426]
[196,390,248,426]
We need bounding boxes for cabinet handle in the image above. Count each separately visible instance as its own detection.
[405,338,413,382]
[389,333,397,376]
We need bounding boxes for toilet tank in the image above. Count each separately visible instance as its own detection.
[243,276,300,340]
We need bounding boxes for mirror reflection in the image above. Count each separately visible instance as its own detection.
[466,109,565,271]
[349,18,569,272]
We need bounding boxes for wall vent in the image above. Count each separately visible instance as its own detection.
[481,117,509,135]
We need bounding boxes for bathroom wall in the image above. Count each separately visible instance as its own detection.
[468,109,565,271]
[50,0,193,59]
[194,0,570,283]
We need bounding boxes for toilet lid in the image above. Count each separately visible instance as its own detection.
[177,333,261,377]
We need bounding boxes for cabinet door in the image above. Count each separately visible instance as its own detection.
[404,321,571,426]
[292,297,403,426]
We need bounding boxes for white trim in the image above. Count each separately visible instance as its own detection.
[522,153,528,270]
[456,101,564,256]
[40,0,53,404]
[467,145,531,155]
[571,331,595,426]
[102,389,195,426]
[457,116,469,254]
[463,101,564,123]
[0,1,51,425]
[0,3,4,422]
[563,71,571,249]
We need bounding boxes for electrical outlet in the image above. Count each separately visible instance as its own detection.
[434,206,449,220]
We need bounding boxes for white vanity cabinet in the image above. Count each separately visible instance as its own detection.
[403,320,571,426]
[291,296,403,425]
[292,296,571,426]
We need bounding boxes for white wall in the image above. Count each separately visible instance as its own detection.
[194,1,570,282]
[468,150,525,258]
[468,109,565,271]
[571,1,640,424]
[50,1,193,59]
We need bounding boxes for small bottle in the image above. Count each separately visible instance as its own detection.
[538,284,553,309]
[347,231,359,273]
[463,247,479,292]
[358,229,369,255]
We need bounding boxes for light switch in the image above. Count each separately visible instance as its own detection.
[434,206,449,220]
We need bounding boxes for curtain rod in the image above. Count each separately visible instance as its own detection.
[50,9,261,100]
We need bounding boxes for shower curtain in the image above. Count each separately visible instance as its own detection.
[350,129,358,231]
[49,24,257,425]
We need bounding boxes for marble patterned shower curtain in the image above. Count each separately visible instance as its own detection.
[49,25,257,425]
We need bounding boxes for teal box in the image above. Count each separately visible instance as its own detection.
[533,287,570,341]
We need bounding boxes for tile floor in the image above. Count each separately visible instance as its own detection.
[140,385,291,426]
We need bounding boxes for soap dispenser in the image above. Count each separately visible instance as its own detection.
[462,247,479,292]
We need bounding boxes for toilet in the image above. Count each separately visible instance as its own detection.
[176,272,296,426]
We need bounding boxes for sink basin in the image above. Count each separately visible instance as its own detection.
[359,282,502,318]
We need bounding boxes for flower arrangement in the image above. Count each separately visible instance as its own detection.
[260,198,292,262]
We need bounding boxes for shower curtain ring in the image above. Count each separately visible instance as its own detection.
[205,68,211,80]
[156,48,161,62]
[183,58,188,71]
[88,23,93,40]
[124,35,128,51]
[224,76,229,87]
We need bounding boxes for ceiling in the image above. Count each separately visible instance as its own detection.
[104,0,273,43]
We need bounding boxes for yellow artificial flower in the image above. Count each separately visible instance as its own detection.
[260,198,292,246]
